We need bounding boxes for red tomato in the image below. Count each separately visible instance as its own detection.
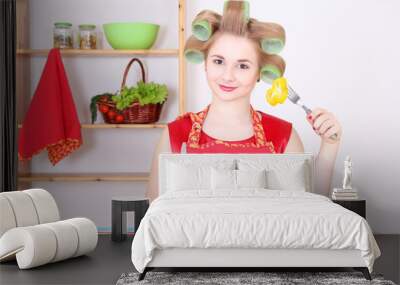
[115,115,124,123]
[107,110,116,120]
[99,105,109,113]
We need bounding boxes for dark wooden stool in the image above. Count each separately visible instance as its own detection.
[111,196,149,242]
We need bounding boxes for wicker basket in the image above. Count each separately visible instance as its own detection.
[96,58,165,124]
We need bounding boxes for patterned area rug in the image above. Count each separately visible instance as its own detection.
[116,271,396,285]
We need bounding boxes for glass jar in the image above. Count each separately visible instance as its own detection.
[53,22,73,49]
[79,24,97,49]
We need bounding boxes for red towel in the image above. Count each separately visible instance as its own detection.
[18,48,82,165]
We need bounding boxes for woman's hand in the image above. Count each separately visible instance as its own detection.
[307,108,342,144]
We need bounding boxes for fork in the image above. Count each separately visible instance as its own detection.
[287,85,339,141]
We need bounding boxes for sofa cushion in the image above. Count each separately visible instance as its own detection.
[0,189,60,238]
[0,196,17,237]
[24,189,60,223]
[0,218,97,269]
[0,192,39,227]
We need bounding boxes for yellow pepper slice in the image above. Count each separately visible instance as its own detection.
[265,77,288,106]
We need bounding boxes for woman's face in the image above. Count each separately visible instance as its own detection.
[205,33,260,102]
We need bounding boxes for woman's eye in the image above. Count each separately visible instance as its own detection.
[239,64,249,70]
[213,59,223,65]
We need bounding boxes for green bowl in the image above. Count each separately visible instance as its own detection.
[103,22,160,49]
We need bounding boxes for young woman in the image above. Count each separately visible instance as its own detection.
[146,1,342,202]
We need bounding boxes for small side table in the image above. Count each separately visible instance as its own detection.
[112,196,149,242]
[333,199,366,219]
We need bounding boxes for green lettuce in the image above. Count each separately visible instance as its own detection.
[112,81,168,110]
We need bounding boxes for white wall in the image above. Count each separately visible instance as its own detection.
[28,0,400,234]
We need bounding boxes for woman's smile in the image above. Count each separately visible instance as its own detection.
[219,84,238,92]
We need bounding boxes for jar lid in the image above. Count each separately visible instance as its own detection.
[79,24,96,30]
[54,22,72,28]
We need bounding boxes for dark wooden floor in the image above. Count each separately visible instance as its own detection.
[0,234,399,285]
[0,235,135,285]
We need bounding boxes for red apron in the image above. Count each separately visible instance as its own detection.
[185,104,276,154]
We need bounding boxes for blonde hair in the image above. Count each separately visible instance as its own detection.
[184,0,286,82]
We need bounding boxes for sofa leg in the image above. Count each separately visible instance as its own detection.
[354,267,371,280]
[138,268,148,281]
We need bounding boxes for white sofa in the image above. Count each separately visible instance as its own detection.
[0,188,98,269]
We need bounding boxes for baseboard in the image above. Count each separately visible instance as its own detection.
[97,226,135,235]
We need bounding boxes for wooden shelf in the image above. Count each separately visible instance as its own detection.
[18,123,167,129]
[18,172,149,182]
[16,0,186,191]
[81,123,166,129]
[17,49,179,56]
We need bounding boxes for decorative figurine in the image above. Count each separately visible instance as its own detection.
[342,155,353,190]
